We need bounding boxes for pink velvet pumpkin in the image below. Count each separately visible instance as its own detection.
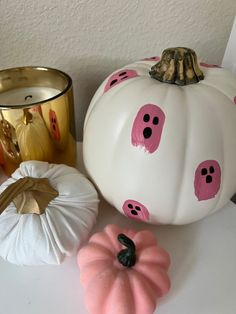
[77,224,171,314]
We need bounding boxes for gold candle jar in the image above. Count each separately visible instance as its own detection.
[0,66,76,179]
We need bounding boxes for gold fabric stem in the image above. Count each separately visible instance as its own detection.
[0,177,58,215]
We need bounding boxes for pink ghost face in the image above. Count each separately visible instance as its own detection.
[104,69,138,93]
[49,109,60,141]
[122,200,149,221]
[30,105,42,116]
[142,56,160,61]
[131,104,165,153]
[194,160,221,201]
[200,62,221,68]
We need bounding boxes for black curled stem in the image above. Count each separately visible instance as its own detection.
[117,233,136,268]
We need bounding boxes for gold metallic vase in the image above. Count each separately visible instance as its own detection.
[0,66,76,178]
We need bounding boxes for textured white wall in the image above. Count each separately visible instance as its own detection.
[0,0,235,139]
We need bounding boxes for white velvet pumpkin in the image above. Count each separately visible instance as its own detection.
[0,161,99,265]
[83,47,236,225]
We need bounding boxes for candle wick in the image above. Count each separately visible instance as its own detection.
[25,95,33,101]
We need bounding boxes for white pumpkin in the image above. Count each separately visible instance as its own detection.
[83,47,236,225]
[0,161,99,265]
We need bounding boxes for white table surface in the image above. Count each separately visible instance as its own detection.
[1,143,236,314]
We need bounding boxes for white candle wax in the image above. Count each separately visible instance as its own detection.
[0,87,61,106]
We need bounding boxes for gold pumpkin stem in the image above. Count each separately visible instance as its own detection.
[149,47,204,86]
[0,110,5,121]
[23,108,33,125]
[0,177,58,215]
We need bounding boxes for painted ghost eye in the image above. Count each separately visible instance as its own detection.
[153,117,159,125]
[209,166,215,173]
[143,114,150,122]
[110,79,117,86]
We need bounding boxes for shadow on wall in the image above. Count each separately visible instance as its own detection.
[67,56,131,141]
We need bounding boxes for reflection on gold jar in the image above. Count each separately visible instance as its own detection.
[0,67,76,177]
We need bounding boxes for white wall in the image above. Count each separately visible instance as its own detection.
[0,0,235,139]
